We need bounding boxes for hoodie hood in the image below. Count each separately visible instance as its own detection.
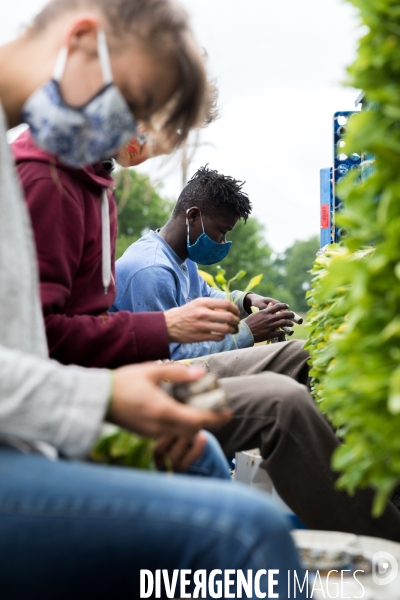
[12,128,114,294]
[12,128,114,192]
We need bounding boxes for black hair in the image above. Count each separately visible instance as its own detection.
[173,165,252,222]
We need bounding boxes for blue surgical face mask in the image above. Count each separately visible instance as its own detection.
[186,211,232,265]
[21,30,137,168]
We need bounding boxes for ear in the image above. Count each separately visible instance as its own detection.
[186,206,201,225]
[63,15,102,57]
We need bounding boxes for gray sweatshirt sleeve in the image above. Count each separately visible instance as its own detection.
[0,345,111,459]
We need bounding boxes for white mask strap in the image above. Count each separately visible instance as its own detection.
[52,29,112,85]
[52,45,68,82]
[101,189,111,294]
[97,29,113,85]
[186,211,190,243]
[200,212,205,233]
[186,209,204,243]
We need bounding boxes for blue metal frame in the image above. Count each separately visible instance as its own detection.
[320,167,333,247]
[333,111,361,242]
[319,111,362,248]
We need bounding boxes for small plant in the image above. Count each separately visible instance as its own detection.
[198,265,263,296]
[198,266,294,344]
[199,266,297,342]
[91,427,156,471]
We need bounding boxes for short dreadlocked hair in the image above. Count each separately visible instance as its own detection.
[172,166,252,222]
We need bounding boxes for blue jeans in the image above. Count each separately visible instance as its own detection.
[0,448,306,599]
[186,431,231,479]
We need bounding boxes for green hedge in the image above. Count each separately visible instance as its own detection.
[305,0,400,515]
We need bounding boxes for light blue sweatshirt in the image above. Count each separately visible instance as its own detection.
[111,230,254,360]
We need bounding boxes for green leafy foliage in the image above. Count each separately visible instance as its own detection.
[305,0,400,515]
[114,169,174,259]
[198,265,263,296]
[275,237,320,312]
[305,245,373,406]
[91,427,156,471]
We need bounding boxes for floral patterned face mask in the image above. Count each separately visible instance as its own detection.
[21,30,137,168]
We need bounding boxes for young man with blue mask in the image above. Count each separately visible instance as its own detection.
[113,165,298,361]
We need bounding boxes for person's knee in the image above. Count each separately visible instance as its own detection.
[224,486,302,574]
[265,376,314,428]
[201,430,228,461]
[224,483,291,542]
[187,431,230,480]
[285,339,310,361]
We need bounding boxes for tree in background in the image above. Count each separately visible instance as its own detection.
[114,169,317,313]
[115,169,174,259]
[274,236,320,312]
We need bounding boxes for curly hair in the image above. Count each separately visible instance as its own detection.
[173,165,252,222]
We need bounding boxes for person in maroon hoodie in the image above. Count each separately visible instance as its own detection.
[12,128,240,368]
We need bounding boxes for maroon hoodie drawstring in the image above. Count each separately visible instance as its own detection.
[101,189,111,295]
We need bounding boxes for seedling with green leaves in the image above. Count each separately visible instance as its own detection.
[198,266,293,342]
[91,427,156,470]
[198,265,263,297]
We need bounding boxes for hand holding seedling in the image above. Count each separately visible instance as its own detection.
[93,370,228,472]
[243,302,295,343]
[197,267,298,343]
[109,363,232,438]
[165,297,240,343]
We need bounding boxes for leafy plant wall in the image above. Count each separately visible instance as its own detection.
[306,0,400,514]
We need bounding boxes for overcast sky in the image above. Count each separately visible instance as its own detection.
[2,0,360,252]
